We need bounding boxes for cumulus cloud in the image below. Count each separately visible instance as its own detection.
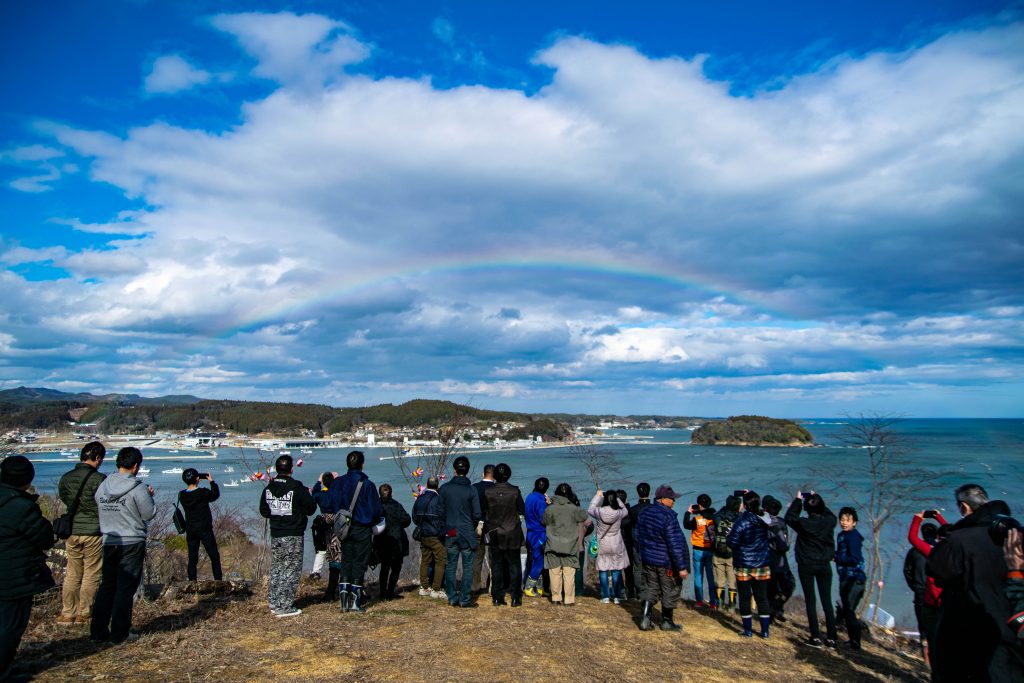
[144,54,216,95]
[1,144,73,192]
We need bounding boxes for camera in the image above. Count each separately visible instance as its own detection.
[923,509,939,519]
[990,514,1021,545]
[197,472,210,480]
[800,491,812,500]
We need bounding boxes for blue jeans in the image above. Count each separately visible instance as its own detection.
[599,569,622,599]
[444,539,475,605]
[693,548,717,604]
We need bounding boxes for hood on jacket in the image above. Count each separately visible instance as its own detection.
[99,471,141,496]
[955,499,1011,530]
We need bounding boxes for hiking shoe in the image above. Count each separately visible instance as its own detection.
[805,637,824,649]
[273,607,302,618]
[418,587,430,597]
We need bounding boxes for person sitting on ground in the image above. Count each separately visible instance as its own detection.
[905,511,945,665]
[785,491,839,649]
[684,493,718,609]
[259,454,317,618]
[523,477,550,597]
[727,490,773,638]
[412,476,447,599]
[482,463,525,607]
[927,484,1023,681]
[439,456,481,608]
[634,485,690,632]
[629,483,653,600]
[472,464,496,594]
[543,483,589,606]
[762,495,795,623]
[712,494,741,610]
[588,489,630,604]
[0,456,55,682]
[179,468,223,582]
[309,471,336,585]
[327,450,384,613]
[835,506,866,650]
[374,483,411,600]
[56,440,106,626]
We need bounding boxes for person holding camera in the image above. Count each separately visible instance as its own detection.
[785,491,838,649]
[683,493,718,609]
[905,508,946,665]
[179,468,222,582]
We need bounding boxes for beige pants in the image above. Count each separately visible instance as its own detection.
[549,566,577,604]
[713,555,736,593]
[62,535,104,619]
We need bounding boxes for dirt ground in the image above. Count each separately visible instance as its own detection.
[16,579,929,683]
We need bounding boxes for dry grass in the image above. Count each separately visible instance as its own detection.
[17,579,928,683]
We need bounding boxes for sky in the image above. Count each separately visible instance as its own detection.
[1,1,1022,417]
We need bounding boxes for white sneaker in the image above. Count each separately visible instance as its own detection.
[430,589,446,599]
[613,598,621,605]
[418,587,430,597]
[600,598,611,604]
[273,607,302,618]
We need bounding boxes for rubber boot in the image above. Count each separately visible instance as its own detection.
[759,615,771,639]
[716,588,726,609]
[523,577,538,597]
[324,568,339,603]
[741,616,753,637]
[639,601,655,631]
[338,582,351,613]
[660,607,681,631]
[729,589,738,610]
[349,585,364,613]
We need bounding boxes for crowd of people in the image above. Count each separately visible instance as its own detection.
[1,445,1022,682]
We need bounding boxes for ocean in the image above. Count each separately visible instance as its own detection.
[24,418,1024,627]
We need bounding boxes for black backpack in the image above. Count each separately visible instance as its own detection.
[713,513,734,558]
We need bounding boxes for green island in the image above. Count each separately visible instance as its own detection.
[689,415,814,446]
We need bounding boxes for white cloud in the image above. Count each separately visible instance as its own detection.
[144,55,215,95]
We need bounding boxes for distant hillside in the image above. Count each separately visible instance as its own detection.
[0,386,201,406]
[690,415,814,446]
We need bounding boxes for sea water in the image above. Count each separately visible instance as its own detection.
[25,418,1023,626]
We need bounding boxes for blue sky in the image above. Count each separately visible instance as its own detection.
[1,1,1022,416]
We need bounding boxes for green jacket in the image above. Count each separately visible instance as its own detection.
[58,463,106,536]
[0,483,56,600]
[542,495,589,567]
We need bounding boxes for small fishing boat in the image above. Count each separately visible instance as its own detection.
[168,449,180,453]
[222,480,239,487]
[279,450,292,456]
[223,466,235,473]
[300,448,313,454]
[137,467,151,477]
[162,467,184,475]
[59,449,76,457]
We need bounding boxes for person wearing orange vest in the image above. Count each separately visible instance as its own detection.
[683,493,718,609]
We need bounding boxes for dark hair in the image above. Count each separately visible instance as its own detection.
[453,456,470,475]
[321,472,335,489]
[182,468,199,486]
[955,483,988,510]
[763,495,782,516]
[80,441,106,462]
[603,490,621,510]
[803,493,826,515]
[275,454,293,475]
[921,522,938,542]
[483,464,495,477]
[697,493,711,509]
[743,490,762,516]
[494,463,511,483]
[616,489,628,503]
[554,482,573,499]
[346,450,365,470]
[534,477,549,494]
[379,483,392,501]
[426,476,440,490]
[0,455,34,487]
[839,506,858,522]
[116,447,143,470]
[636,482,651,498]
[724,495,740,513]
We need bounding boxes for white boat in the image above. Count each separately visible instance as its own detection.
[59,449,76,457]
[279,450,291,456]
[223,466,235,473]
[137,467,151,477]
[222,480,239,487]
[300,448,313,454]
[168,449,180,453]
[162,467,184,475]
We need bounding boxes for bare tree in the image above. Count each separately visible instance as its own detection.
[390,412,472,498]
[818,414,935,619]
[568,437,623,490]
[234,446,275,582]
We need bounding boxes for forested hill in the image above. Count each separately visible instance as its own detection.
[689,415,814,446]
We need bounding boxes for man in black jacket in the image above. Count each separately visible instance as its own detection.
[483,463,525,606]
[0,456,55,682]
[927,484,1024,682]
[629,483,652,599]
[179,468,222,582]
[439,456,481,607]
[785,492,838,648]
[412,476,447,598]
[259,455,317,618]
[471,464,495,594]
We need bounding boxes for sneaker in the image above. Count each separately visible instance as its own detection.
[600,597,611,604]
[694,600,706,609]
[823,638,838,649]
[613,598,621,605]
[708,603,719,611]
[273,607,302,618]
[419,587,430,597]
[805,637,824,649]
[430,589,446,599]
[112,632,141,644]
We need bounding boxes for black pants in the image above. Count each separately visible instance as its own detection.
[798,564,837,640]
[641,565,680,610]
[91,542,146,643]
[623,543,637,598]
[0,596,32,680]
[737,578,770,616]
[767,563,795,614]
[186,529,222,581]
[839,578,864,645]
[489,547,522,601]
[339,524,372,584]
[376,536,403,597]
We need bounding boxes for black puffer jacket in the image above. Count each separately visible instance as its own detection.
[784,499,837,569]
[0,483,56,601]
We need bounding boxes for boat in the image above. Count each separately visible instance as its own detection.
[162,467,183,475]
[137,467,151,478]
[168,449,180,453]
[59,449,76,457]
[223,466,235,473]
[300,448,313,454]
[222,480,239,487]
[279,450,292,456]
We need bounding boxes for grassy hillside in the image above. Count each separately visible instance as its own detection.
[691,415,814,446]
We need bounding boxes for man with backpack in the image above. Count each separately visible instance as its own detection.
[178,468,222,582]
[712,495,740,610]
[56,441,106,626]
[327,450,383,613]
[260,454,317,618]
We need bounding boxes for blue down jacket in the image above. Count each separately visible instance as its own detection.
[726,510,771,569]
[634,502,690,572]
